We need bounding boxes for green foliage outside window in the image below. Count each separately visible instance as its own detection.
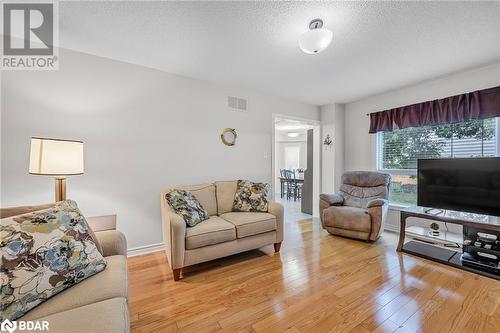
[379,118,496,205]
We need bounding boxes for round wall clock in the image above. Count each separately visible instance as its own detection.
[221,128,237,146]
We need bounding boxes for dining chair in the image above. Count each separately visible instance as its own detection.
[279,169,286,198]
[284,169,299,201]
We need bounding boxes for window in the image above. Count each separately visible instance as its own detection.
[377,117,499,205]
[284,146,300,170]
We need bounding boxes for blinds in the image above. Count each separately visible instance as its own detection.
[379,118,497,170]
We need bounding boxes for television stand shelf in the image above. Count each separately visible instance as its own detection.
[398,206,500,281]
[405,226,462,248]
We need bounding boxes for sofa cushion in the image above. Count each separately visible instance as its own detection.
[323,206,371,233]
[166,190,209,227]
[1,200,107,321]
[36,297,129,333]
[185,216,236,250]
[215,180,237,215]
[221,212,276,238]
[232,180,270,212]
[174,183,217,216]
[21,255,127,320]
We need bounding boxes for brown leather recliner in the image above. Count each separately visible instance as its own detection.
[320,171,391,241]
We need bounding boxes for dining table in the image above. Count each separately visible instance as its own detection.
[278,174,304,199]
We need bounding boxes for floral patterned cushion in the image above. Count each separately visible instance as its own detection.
[0,200,106,320]
[232,180,270,212]
[166,190,209,227]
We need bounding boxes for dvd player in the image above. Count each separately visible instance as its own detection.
[461,252,500,271]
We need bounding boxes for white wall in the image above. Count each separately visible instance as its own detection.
[320,103,345,193]
[344,62,500,231]
[0,48,319,250]
[345,62,500,172]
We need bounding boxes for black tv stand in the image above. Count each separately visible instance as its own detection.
[398,206,500,281]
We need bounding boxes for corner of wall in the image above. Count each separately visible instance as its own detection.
[320,103,346,193]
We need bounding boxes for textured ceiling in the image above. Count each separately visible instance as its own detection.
[58,1,500,105]
[275,118,313,142]
[275,118,314,133]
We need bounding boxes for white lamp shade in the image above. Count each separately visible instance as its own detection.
[29,137,84,176]
[298,28,333,54]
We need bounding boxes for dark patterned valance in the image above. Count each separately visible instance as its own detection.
[368,86,500,133]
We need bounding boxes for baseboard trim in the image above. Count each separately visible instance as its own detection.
[127,227,400,256]
[384,224,400,233]
[127,243,165,257]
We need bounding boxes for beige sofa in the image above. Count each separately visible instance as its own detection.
[161,181,284,280]
[1,206,129,333]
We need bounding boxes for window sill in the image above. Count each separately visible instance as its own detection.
[388,203,412,211]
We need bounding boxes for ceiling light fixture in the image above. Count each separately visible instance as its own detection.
[287,132,300,138]
[298,19,333,54]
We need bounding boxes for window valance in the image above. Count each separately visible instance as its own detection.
[368,86,500,133]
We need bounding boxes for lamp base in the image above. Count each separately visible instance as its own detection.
[55,178,66,202]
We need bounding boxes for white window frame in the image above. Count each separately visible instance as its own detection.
[376,118,500,206]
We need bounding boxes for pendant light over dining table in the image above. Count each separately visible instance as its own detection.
[298,19,333,54]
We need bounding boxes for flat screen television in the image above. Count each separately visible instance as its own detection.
[417,157,500,217]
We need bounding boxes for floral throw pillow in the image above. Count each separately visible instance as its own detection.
[166,190,209,227]
[232,180,270,212]
[0,200,106,321]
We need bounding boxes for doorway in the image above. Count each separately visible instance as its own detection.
[272,115,321,218]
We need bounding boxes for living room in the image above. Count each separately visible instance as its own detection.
[1,1,499,333]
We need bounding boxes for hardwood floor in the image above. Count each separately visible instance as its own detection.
[128,214,500,333]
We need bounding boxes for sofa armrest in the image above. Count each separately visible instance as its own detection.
[320,193,344,206]
[366,198,387,208]
[86,214,117,232]
[95,230,127,257]
[160,192,186,270]
[268,201,284,243]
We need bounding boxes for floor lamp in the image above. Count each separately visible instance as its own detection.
[29,137,84,202]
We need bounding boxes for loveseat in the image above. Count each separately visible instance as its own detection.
[160,181,284,280]
[1,205,129,333]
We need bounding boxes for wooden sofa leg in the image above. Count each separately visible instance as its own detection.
[274,242,282,253]
[173,268,182,281]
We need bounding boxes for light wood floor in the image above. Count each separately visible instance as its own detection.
[128,214,500,333]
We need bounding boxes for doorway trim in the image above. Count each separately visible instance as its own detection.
[272,113,321,217]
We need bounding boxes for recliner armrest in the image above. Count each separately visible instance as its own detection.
[366,200,389,241]
[320,193,344,206]
[366,199,388,208]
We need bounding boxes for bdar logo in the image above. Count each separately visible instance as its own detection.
[0,319,17,333]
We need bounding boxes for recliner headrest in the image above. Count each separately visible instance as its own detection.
[341,171,391,188]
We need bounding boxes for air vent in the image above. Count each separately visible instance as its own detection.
[228,96,247,111]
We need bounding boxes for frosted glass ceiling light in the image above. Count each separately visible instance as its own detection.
[287,132,300,138]
[298,19,332,54]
